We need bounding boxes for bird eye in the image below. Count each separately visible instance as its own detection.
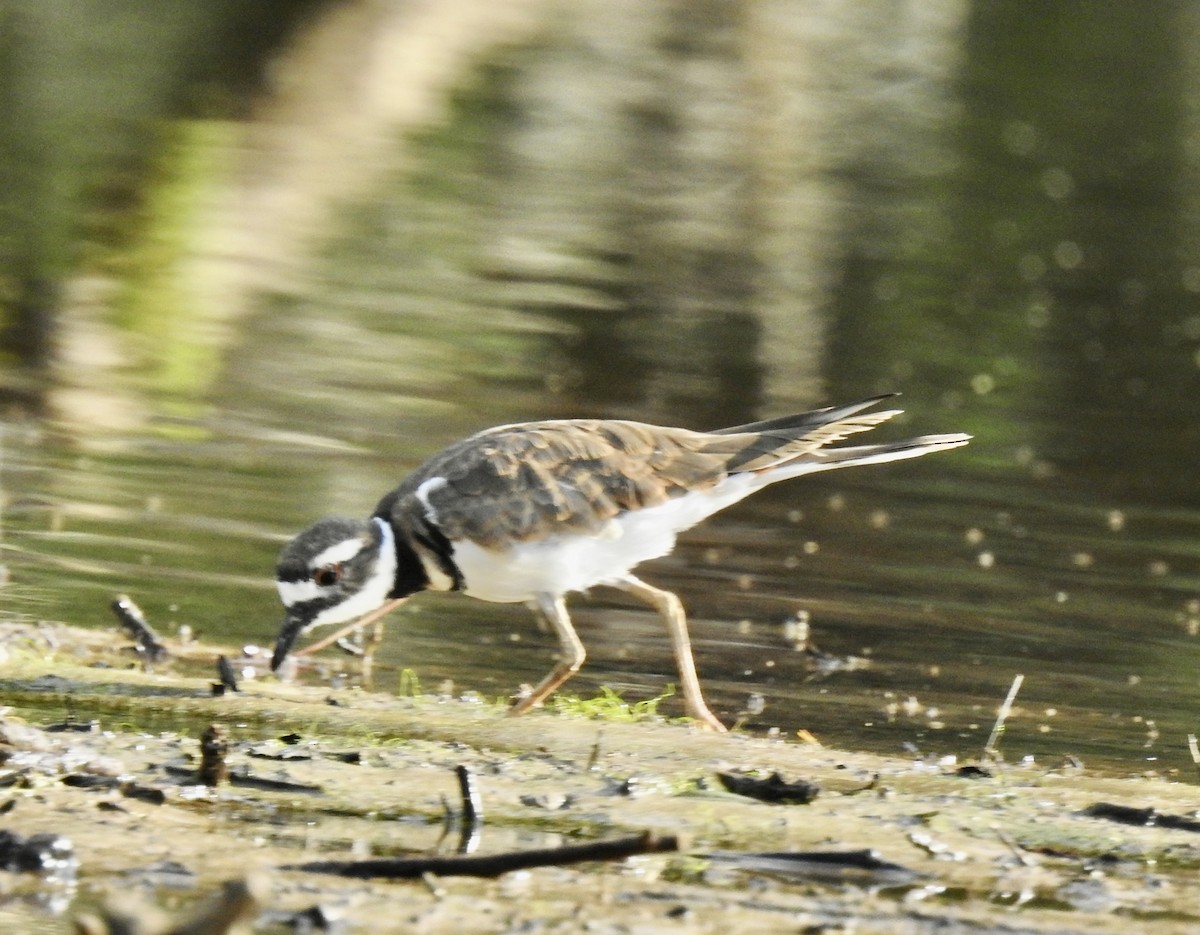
[313,563,342,587]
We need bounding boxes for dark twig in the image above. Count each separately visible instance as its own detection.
[110,595,169,665]
[455,765,482,826]
[585,729,603,772]
[705,848,921,885]
[716,771,820,804]
[165,765,323,794]
[283,831,678,879]
[454,765,483,854]
[1084,802,1200,833]
[215,656,239,694]
[198,725,228,787]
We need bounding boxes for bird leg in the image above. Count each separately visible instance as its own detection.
[607,576,728,732]
[509,593,586,716]
[292,598,406,660]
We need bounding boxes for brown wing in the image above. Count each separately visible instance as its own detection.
[395,420,737,548]
[380,401,902,550]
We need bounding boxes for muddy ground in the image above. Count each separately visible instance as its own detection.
[0,621,1198,933]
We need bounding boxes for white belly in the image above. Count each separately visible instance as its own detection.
[450,472,761,602]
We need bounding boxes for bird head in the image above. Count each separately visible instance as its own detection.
[271,516,398,670]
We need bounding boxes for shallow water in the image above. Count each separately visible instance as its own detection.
[5,3,1200,776]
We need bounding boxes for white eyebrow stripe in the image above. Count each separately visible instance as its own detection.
[309,537,368,569]
[308,518,398,628]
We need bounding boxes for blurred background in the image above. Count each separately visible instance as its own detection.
[2,0,1198,771]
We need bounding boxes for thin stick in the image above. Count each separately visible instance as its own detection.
[454,765,483,855]
[1187,733,1200,784]
[198,724,229,787]
[984,674,1024,761]
[111,594,170,665]
[216,655,240,693]
[292,598,404,659]
[585,729,604,772]
[455,765,482,826]
[283,831,677,880]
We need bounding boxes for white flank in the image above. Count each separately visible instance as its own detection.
[453,473,761,604]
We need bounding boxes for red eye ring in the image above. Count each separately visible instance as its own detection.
[313,563,342,587]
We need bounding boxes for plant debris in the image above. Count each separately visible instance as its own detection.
[1083,802,1200,832]
[213,655,240,694]
[198,724,228,787]
[716,770,820,804]
[0,828,77,880]
[705,848,922,886]
[283,831,678,880]
[110,594,170,666]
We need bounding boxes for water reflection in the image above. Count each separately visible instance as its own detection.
[3,3,1200,775]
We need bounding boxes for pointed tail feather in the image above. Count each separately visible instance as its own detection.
[704,395,968,479]
[715,406,904,473]
[765,432,971,481]
[712,394,898,436]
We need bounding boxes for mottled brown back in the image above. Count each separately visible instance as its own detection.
[375,402,899,549]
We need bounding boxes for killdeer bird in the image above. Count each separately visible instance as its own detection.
[272,395,969,731]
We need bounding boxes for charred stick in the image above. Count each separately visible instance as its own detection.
[284,831,678,880]
[198,725,228,787]
[455,765,482,825]
[454,765,483,854]
[585,729,603,772]
[215,656,240,693]
[110,594,169,665]
[717,771,820,804]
